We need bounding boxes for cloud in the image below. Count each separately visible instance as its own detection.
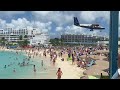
[56,27,63,32]
[80,11,96,23]
[79,11,110,24]
[0,18,52,34]
[0,11,25,15]
[32,11,74,26]
[33,11,52,16]
[49,32,57,38]
[0,19,7,28]
[64,25,89,35]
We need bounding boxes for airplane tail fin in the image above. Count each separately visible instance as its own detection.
[74,17,80,26]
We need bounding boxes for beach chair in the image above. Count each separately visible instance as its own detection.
[86,60,96,67]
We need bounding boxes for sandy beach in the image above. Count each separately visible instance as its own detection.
[33,49,85,79]
[55,55,85,79]
[0,46,115,79]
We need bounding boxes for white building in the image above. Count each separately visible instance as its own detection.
[61,34,105,45]
[0,27,50,46]
[30,33,50,45]
[97,41,120,46]
[30,30,50,46]
[0,27,28,42]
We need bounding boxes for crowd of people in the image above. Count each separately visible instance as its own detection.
[0,45,109,79]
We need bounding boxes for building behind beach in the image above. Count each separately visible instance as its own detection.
[61,34,108,45]
[30,32,50,46]
[0,27,50,46]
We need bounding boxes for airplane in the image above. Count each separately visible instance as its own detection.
[74,17,105,31]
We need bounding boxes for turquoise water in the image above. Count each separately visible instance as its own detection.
[0,50,57,79]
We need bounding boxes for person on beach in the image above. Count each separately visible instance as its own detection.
[44,52,46,57]
[61,58,64,61]
[43,50,46,57]
[58,52,61,57]
[53,53,57,66]
[33,65,36,72]
[39,53,41,57]
[56,68,63,79]
[72,53,75,65]
[60,51,62,57]
[50,52,53,61]
[53,57,56,66]
[68,52,71,58]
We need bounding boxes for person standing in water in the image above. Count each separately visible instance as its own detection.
[33,65,36,72]
[53,54,56,66]
[4,65,6,68]
[56,68,63,79]
[13,68,16,72]
[41,60,43,66]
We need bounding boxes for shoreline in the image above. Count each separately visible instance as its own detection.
[0,47,57,79]
[0,47,85,79]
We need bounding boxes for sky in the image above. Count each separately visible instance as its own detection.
[0,11,118,39]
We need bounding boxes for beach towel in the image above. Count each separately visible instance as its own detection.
[67,56,72,61]
[88,75,99,79]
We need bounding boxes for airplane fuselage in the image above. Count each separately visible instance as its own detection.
[80,24,105,30]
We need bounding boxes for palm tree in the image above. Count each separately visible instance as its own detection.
[19,35,23,40]
[18,35,30,47]
[0,37,6,46]
[17,35,23,47]
[23,39,30,46]
[60,38,64,46]
[50,38,65,46]
[24,35,28,39]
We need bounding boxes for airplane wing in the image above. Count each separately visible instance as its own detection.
[80,25,92,29]
[93,27,105,29]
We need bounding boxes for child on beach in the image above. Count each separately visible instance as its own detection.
[56,68,63,79]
